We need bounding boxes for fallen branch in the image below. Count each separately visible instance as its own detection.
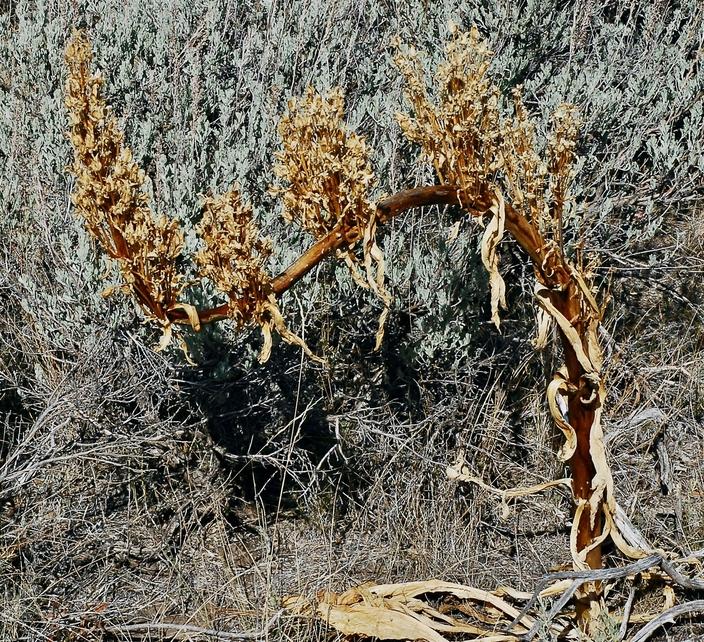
[618,587,637,641]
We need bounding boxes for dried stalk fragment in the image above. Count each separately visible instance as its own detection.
[481,189,507,329]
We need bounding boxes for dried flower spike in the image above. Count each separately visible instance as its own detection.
[272,87,377,239]
[196,188,320,363]
[273,87,390,347]
[65,29,185,325]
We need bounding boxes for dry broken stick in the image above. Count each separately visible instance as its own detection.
[629,600,704,642]
[508,552,704,641]
[507,554,662,639]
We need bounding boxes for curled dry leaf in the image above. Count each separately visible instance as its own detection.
[447,451,572,503]
[546,369,578,461]
[481,189,507,329]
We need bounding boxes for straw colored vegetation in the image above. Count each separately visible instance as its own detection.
[2,3,703,642]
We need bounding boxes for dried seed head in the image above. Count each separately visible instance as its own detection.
[195,188,273,326]
[65,30,184,322]
[502,88,549,227]
[273,87,390,348]
[196,188,320,363]
[394,26,503,201]
[272,87,377,239]
[547,104,580,232]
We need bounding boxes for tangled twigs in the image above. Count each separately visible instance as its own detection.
[509,555,661,639]
[510,552,704,641]
[102,609,284,641]
[629,600,704,642]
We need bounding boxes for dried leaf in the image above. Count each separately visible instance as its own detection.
[317,601,450,642]
[362,215,392,350]
[480,190,507,329]
[447,452,572,501]
[170,302,201,332]
[546,369,578,461]
[155,323,173,352]
[532,282,553,349]
[535,287,596,373]
[178,336,197,366]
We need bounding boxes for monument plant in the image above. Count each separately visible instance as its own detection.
[64,27,702,641]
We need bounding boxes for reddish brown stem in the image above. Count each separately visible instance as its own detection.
[169,184,570,326]
[556,283,603,571]
[163,184,604,573]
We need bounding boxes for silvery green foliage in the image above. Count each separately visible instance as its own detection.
[4,0,701,369]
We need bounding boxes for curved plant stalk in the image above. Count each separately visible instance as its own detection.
[65,28,692,640]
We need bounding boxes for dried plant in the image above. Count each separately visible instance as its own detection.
[65,30,186,329]
[394,21,615,571]
[272,88,390,348]
[65,31,318,361]
[272,88,376,239]
[195,188,318,363]
[62,25,701,640]
[395,26,503,204]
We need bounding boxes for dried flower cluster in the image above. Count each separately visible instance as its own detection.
[395,26,502,204]
[196,188,318,363]
[196,189,273,325]
[273,87,390,348]
[394,26,582,328]
[501,89,549,228]
[272,88,377,239]
[395,25,579,232]
[546,104,580,247]
[395,26,511,328]
[65,30,185,325]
